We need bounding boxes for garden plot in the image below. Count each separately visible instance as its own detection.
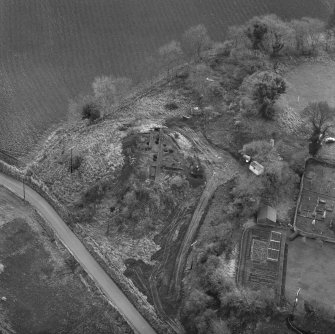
[295,159,335,240]
[237,226,286,301]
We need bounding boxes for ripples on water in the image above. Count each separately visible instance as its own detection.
[0,0,328,157]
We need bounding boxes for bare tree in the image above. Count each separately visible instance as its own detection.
[303,101,334,142]
[327,5,335,30]
[290,18,325,55]
[92,75,132,114]
[325,5,335,50]
[181,24,212,61]
[158,40,184,76]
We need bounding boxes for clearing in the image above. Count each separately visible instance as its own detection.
[0,185,132,334]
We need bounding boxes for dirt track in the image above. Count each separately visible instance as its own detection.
[168,127,239,297]
[171,175,219,299]
[148,205,190,334]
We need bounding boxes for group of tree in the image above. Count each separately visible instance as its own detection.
[241,70,286,119]
[226,139,301,220]
[67,75,133,123]
[67,4,335,124]
[182,237,278,334]
[145,24,213,80]
[229,14,328,57]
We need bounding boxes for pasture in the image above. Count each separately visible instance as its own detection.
[277,61,335,134]
[0,186,132,334]
[286,236,335,313]
[0,0,329,157]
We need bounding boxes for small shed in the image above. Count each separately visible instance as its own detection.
[249,161,264,176]
[257,206,277,225]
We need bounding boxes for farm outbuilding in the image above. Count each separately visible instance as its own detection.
[257,206,277,226]
[249,161,264,175]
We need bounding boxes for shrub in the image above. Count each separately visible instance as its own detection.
[262,160,299,201]
[72,154,83,171]
[68,94,93,122]
[175,68,189,79]
[82,183,106,205]
[65,256,78,273]
[242,140,273,162]
[165,102,179,110]
[82,103,101,123]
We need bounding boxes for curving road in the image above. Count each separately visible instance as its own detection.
[0,172,156,334]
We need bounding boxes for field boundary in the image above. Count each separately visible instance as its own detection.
[0,159,173,334]
[293,157,335,243]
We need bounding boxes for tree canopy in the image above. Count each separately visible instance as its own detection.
[302,101,335,141]
[158,40,184,75]
[242,70,286,119]
[181,24,212,60]
[327,5,335,30]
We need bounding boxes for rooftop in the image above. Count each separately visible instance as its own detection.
[257,206,277,225]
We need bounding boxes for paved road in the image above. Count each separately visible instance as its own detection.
[0,172,157,334]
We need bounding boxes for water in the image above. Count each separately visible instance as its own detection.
[0,0,329,156]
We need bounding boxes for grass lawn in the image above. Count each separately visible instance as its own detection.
[277,60,335,134]
[286,236,335,313]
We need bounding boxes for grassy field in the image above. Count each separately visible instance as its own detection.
[286,236,335,314]
[0,186,132,334]
[0,0,330,157]
[277,60,335,134]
